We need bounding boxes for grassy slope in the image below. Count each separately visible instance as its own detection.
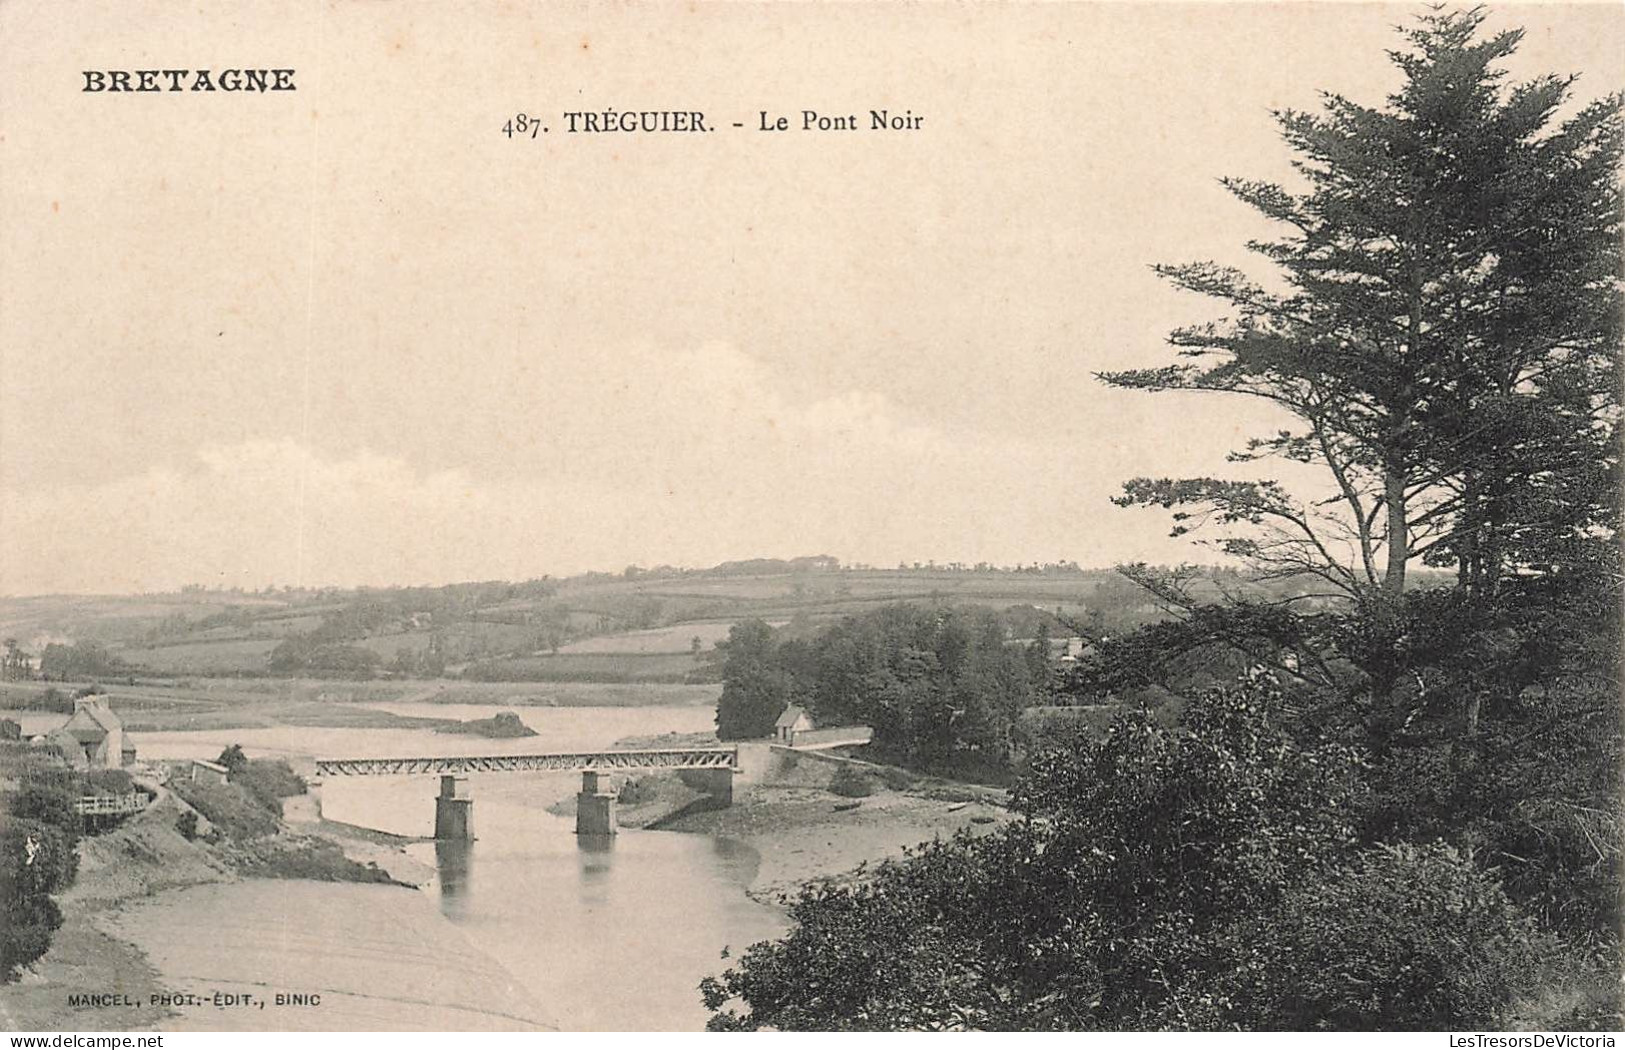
[0,567,1129,677]
[0,563,1374,686]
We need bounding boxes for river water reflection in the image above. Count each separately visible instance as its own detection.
[126,703,788,1031]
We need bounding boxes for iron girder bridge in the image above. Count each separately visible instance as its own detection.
[314,747,739,778]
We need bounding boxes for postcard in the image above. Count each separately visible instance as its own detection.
[2,0,1620,1036]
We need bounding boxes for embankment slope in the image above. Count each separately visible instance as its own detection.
[0,775,554,1031]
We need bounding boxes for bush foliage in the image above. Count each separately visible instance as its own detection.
[231,759,307,816]
[1,770,84,980]
[827,765,876,798]
[171,778,280,840]
[702,682,1578,1031]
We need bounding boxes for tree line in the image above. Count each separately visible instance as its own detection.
[714,606,1047,780]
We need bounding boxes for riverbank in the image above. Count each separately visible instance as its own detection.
[281,792,436,885]
[0,770,552,1031]
[659,781,1009,904]
[105,881,555,1031]
[580,734,1013,905]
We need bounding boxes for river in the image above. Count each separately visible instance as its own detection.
[106,702,789,1031]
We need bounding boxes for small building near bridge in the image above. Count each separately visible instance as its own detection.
[775,703,816,745]
[191,758,230,785]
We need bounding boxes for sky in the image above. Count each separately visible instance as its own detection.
[2,1,1621,595]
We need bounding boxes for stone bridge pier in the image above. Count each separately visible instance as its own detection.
[576,770,617,837]
[574,766,736,836]
[434,775,474,841]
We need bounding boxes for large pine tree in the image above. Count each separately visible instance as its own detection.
[1102,8,1621,604]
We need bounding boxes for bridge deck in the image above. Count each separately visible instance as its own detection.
[315,747,738,778]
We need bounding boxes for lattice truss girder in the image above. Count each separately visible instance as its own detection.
[315,748,739,777]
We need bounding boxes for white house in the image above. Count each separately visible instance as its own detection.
[774,703,815,745]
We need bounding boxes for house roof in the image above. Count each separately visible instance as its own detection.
[193,759,228,773]
[775,703,811,729]
[66,697,122,739]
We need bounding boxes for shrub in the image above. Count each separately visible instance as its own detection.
[231,760,306,815]
[0,893,61,981]
[1219,842,1552,1030]
[80,768,134,795]
[877,766,917,791]
[617,776,660,805]
[0,818,77,983]
[828,764,875,798]
[170,779,278,840]
[175,810,199,840]
[11,780,82,836]
[0,819,79,899]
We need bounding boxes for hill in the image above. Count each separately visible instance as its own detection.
[0,558,1377,686]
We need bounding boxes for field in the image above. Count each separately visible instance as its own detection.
[0,561,1285,689]
[0,677,721,735]
[463,652,708,683]
[116,638,282,674]
[556,621,740,654]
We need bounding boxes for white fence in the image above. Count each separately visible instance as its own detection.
[74,792,149,816]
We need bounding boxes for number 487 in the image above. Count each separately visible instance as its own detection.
[503,114,543,139]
